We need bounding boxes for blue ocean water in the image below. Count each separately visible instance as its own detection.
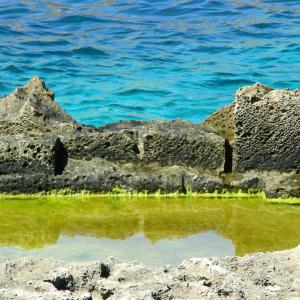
[0,1,300,126]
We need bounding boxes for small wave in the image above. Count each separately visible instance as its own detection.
[204,79,254,88]
[105,103,145,112]
[44,50,72,57]
[72,47,108,56]
[48,15,117,25]
[0,7,30,16]
[251,22,281,30]
[3,65,23,74]
[116,88,171,97]
[0,26,24,36]
[20,40,71,47]
[191,45,232,54]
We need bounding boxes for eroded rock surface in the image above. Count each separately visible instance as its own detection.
[0,136,67,176]
[0,246,299,299]
[234,83,300,172]
[63,120,225,171]
[0,77,299,197]
[203,103,235,143]
[0,77,82,134]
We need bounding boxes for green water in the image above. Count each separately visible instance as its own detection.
[0,196,299,266]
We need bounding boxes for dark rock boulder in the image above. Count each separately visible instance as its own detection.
[61,129,140,163]
[234,83,300,172]
[62,120,226,173]
[0,136,68,176]
[0,158,225,194]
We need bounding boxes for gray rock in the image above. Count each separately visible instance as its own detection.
[61,129,140,163]
[0,136,68,176]
[0,77,83,134]
[234,83,300,172]
[0,158,224,194]
[0,77,299,197]
[62,120,226,173]
[261,171,300,198]
[0,246,299,299]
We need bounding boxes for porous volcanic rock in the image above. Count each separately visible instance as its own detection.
[234,83,300,172]
[0,77,299,197]
[0,158,224,194]
[0,246,299,299]
[203,103,235,143]
[0,136,68,176]
[0,76,82,134]
[63,120,225,172]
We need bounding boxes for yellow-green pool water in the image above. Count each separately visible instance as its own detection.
[0,196,299,266]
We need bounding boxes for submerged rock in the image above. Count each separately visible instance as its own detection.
[0,77,299,197]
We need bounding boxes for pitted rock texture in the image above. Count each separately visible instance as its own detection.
[234,83,300,172]
[63,120,225,172]
[0,246,299,299]
[0,77,83,134]
[0,136,68,176]
[0,77,299,197]
[0,158,224,194]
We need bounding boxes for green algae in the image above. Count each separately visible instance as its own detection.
[0,195,299,259]
[0,188,266,199]
[267,198,300,205]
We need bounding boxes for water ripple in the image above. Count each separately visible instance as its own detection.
[0,0,300,126]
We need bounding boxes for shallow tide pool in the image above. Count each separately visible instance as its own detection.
[0,197,299,266]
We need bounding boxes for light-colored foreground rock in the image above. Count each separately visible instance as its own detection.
[0,246,299,300]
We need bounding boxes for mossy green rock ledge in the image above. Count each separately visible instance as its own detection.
[0,77,299,198]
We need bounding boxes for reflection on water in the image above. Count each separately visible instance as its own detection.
[0,197,299,265]
[0,232,234,266]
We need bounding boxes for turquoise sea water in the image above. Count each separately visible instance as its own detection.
[1,1,300,126]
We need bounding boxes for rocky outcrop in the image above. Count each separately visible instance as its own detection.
[0,136,67,176]
[0,245,299,299]
[0,77,299,197]
[63,120,225,171]
[234,83,300,172]
[0,77,83,134]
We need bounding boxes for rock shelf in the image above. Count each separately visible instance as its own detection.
[0,77,299,197]
[0,246,299,299]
